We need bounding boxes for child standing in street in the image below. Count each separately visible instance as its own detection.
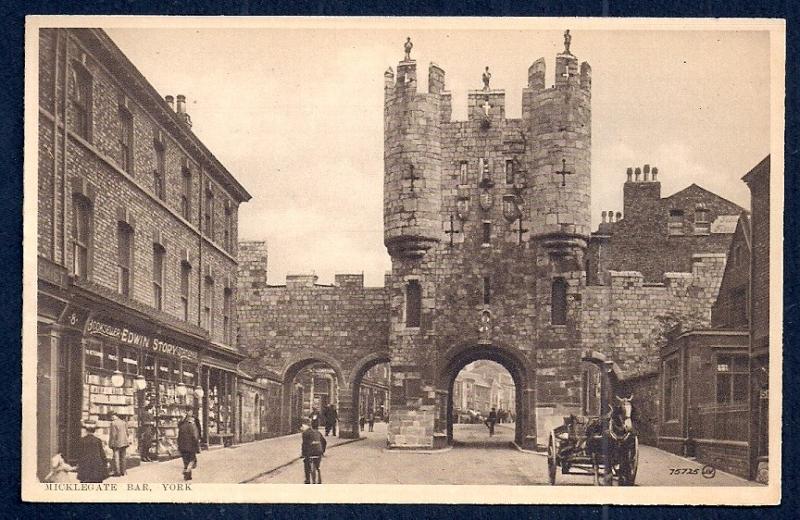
[300,418,327,484]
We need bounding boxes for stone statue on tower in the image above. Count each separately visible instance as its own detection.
[404,37,413,61]
[482,66,492,90]
[564,29,572,55]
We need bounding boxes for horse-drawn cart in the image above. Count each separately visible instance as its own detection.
[546,351,638,486]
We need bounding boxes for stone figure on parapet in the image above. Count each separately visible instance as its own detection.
[404,37,413,61]
[482,66,492,90]
[564,29,572,55]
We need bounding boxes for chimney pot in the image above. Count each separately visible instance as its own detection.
[634,167,641,181]
[176,95,187,114]
[652,167,658,181]
[601,211,607,223]
[616,211,622,221]
[626,167,633,182]
[608,210,614,222]
[165,95,175,110]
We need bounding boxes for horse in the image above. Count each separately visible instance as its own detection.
[586,395,638,486]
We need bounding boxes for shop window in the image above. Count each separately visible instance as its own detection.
[120,347,139,374]
[84,340,103,369]
[668,209,684,236]
[153,140,166,200]
[551,277,567,325]
[72,194,92,279]
[664,357,680,421]
[158,358,175,382]
[152,244,165,311]
[716,354,748,405]
[69,63,92,140]
[117,222,134,297]
[182,363,197,388]
[180,262,191,321]
[181,164,192,220]
[103,343,119,371]
[405,280,421,328]
[143,354,156,380]
[118,107,134,174]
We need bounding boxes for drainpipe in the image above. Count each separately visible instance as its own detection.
[61,30,70,267]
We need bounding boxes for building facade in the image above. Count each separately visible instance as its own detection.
[36,28,251,480]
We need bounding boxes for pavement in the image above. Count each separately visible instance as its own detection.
[103,430,362,484]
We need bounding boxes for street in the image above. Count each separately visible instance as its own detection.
[252,423,759,486]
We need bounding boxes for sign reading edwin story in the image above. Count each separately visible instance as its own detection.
[85,318,198,360]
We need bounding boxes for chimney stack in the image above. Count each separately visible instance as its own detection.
[175,95,192,129]
[165,95,175,111]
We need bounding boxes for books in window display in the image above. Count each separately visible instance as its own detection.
[82,373,139,456]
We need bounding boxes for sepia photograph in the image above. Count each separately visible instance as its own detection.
[22,16,783,504]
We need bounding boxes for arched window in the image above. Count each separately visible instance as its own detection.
[405,280,421,328]
[551,277,567,325]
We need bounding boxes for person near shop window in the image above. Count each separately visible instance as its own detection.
[178,409,201,480]
[76,421,109,483]
[109,413,130,476]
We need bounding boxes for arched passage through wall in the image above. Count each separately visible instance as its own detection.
[280,353,346,435]
[440,344,532,447]
[348,352,392,439]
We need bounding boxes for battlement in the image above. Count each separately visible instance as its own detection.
[334,273,365,288]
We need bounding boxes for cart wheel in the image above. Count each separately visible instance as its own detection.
[547,432,557,485]
[629,436,639,485]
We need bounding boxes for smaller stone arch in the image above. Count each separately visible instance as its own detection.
[279,351,347,435]
[344,351,392,439]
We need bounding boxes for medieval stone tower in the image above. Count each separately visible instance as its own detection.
[383,32,592,449]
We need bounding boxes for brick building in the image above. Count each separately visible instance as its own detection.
[36,28,251,480]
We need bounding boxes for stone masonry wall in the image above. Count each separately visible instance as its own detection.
[581,253,727,378]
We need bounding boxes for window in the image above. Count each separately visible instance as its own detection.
[459,161,468,185]
[694,206,710,235]
[664,357,680,421]
[72,195,92,279]
[120,347,139,375]
[482,222,491,245]
[505,159,515,185]
[668,209,684,236]
[551,277,567,325]
[479,157,491,185]
[154,141,165,200]
[69,64,91,140]
[204,276,214,332]
[118,108,134,173]
[483,276,491,305]
[180,262,191,321]
[204,183,214,238]
[181,165,192,220]
[152,244,165,310]
[405,280,421,328]
[224,204,232,251]
[223,287,232,344]
[117,222,133,297]
[716,354,748,405]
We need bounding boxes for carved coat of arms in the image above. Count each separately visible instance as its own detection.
[479,188,493,211]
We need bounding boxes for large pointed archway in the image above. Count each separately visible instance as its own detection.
[279,351,346,435]
[439,343,535,449]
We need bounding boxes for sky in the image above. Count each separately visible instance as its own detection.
[105,22,771,287]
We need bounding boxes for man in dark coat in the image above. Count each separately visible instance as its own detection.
[177,410,200,480]
[485,407,498,436]
[323,404,338,436]
[76,422,108,483]
[300,418,327,484]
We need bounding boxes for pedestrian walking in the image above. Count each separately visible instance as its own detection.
[323,404,333,436]
[485,407,497,436]
[43,453,75,483]
[310,408,321,430]
[359,415,366,432]
[328,404,338,436]
[139,421,154,462]
[108,413,129,476]
[76,421,109,483]
[177,409,200,480]
[300,418,327,484]
[367,410,375,432]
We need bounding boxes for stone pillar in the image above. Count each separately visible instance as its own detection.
[337,384,359,439]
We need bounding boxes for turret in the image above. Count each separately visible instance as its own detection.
[523,31,592,255]
[383,49,444,259]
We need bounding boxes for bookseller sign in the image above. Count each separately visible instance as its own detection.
[85,318,199,361]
